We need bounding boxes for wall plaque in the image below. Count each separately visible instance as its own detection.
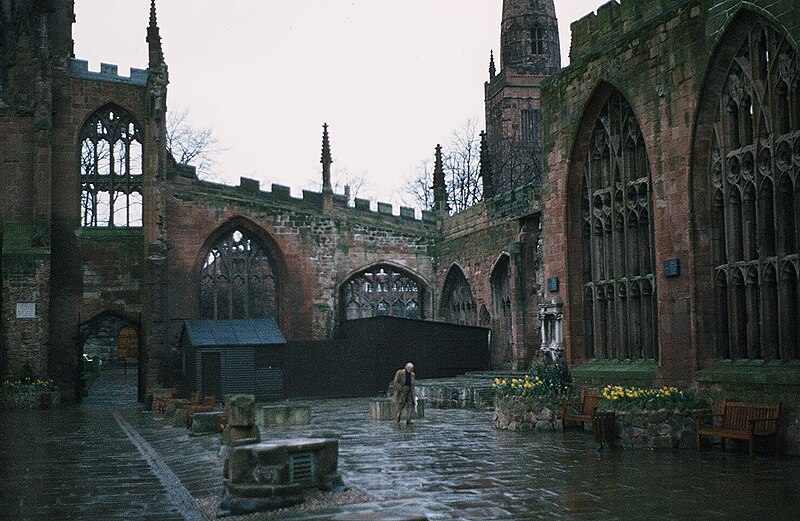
[663,258,680,278]
[16,303,36,319]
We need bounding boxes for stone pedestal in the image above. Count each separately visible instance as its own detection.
[219,438,345,517]
[222,394,260,446]
[370,398,424,420]
[256,405,311,427]
[191,412,224,434]
[172,408,187,428]
[165,398,188,417]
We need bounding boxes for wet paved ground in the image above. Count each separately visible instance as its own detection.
[2,369,800,520]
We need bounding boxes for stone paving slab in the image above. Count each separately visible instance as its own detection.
[3,369,800,521]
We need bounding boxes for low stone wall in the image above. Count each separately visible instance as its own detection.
[613,408,709,449]
[494,396,562,431]
[1,388,61,409]
[494,396,709,450]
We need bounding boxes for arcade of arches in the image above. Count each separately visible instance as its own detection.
[3,1,800,457]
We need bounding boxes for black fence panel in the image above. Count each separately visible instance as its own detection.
[284,317,489,398]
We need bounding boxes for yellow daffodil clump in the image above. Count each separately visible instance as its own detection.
[599,384,698,410]
[492,375,551,396]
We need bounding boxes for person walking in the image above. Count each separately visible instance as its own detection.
[393,362,416,425]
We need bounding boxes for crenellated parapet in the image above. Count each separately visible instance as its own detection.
[173,175,435,226]
[68,58,149,86]
[569,0,691,63]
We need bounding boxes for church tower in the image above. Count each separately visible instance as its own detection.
[485,0,561,196]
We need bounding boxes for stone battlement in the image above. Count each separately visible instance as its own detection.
[69,58,149,86]
[186,176,434,224]
[569,0,691,62]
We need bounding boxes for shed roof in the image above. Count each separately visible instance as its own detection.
[183,319,287,347]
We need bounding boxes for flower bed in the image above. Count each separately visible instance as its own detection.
[598,385,710,449]
[492,362,574,431]
[1,379,60,410]
[494,393,564,431]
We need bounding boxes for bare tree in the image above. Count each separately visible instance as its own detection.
[166,105,221,179]
[401,158,435,211]
[444,118,482,213]
[307,166,370,205]
[402,118,483,213]
[332,166,368,205]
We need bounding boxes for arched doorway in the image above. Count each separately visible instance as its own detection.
[79,311,140,396]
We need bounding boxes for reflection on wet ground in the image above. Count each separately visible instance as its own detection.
[1,369,798,520]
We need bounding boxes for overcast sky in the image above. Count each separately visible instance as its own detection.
[73,1,606,210]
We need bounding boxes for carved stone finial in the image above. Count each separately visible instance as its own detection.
[489,50,496,79]
[321,123,332,191]
[433,144,448,214]
[147,0,164,67]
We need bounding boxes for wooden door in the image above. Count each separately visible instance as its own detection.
[200,352,222,399]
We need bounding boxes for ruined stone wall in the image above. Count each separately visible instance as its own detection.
[541,0,800,385]
[158,178,437,382]
[80,229,144,322]
[438,184,543,369]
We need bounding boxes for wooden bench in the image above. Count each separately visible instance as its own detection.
[695,400,782,457]
[559,391,603,432]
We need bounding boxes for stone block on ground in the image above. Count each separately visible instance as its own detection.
[165,398,188,417]
[287,405,311,425]
[191,411,224,434]
[225,395,257,427]
[221,425,260,447]
[257,405,312,427]
[370,399,395,420]
[172,408,187,428]
[257,406,289,427]
[219,438,344,517]
[370,398,424,420]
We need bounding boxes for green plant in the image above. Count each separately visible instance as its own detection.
[529,358,572,395]
[19,362,35,384]
[2,378,54,392]
[492,359,573,398]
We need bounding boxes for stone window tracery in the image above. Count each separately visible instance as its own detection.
[711,22,800,360]
[341,266,424,321]
[582,91,657,360]
[441,266,476,326]
[80,106,143,227]
[200,229,276,320]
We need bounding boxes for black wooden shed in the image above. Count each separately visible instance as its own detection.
[180,319,287,401]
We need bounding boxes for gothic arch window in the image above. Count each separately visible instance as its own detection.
[341,265,425,321]
[491,255,513,364]
[582,91,657,360]
[80,105,143,227]
[708,19,800,360]
[441,265,476,326]
[200,228,277,320]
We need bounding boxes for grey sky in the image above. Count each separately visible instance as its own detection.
[73,1,605,209]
